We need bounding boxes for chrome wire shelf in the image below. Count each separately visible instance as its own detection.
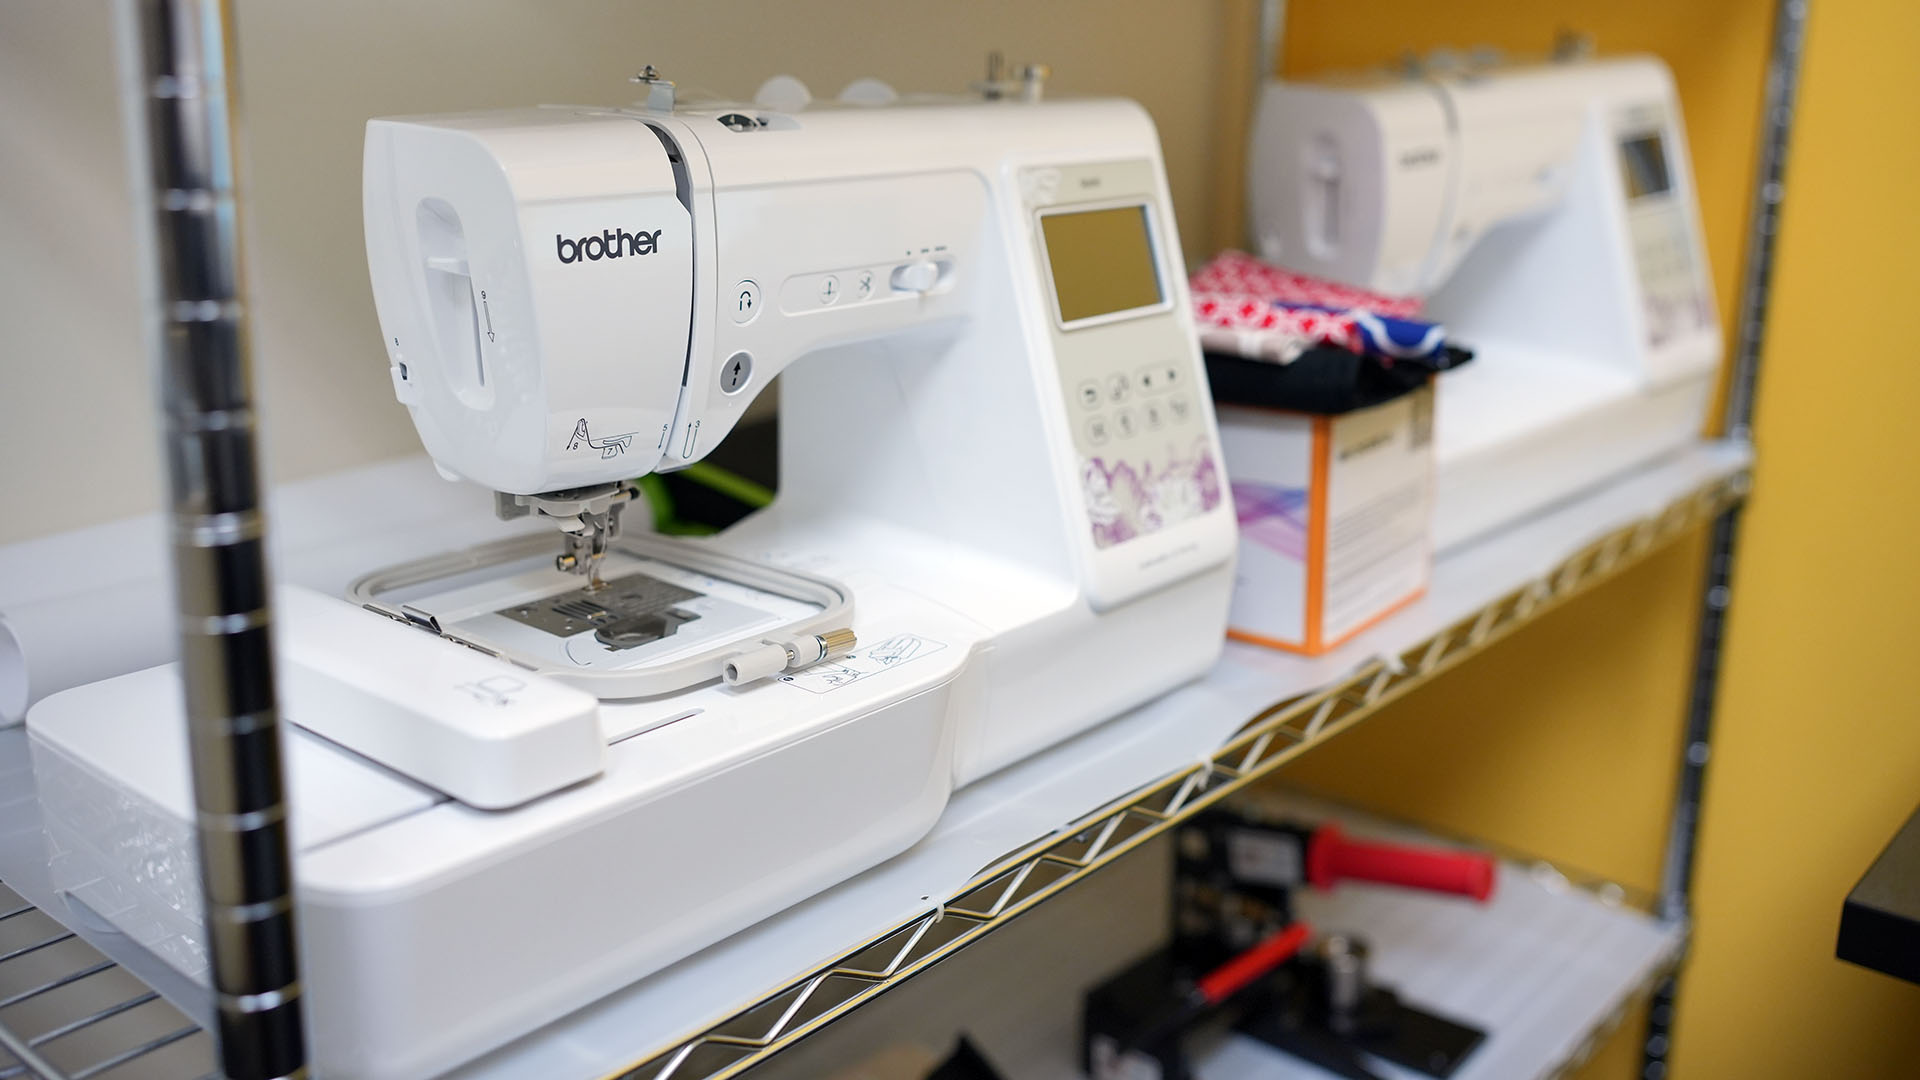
[0,884,215,1080]
[608,468,1749,1080]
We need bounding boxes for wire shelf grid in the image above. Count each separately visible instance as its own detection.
[604,469,1746,1080]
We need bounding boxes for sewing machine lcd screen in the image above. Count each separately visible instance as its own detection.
[1619,133,1672,200]
[1040,205,1164,325]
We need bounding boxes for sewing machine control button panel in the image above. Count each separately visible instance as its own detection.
[1134,362,1183,394]
[1084,400,1186,442]
[778,258,952,314]
[1072,356,1195,450]
[1026,157,1223,555]
[1628,203,1710,348]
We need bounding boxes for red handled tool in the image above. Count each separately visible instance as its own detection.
[1101,921,1317,1066]
[1195,921,1315,1005]
[1305,824,1495,901]
[1085,811,1497,1080]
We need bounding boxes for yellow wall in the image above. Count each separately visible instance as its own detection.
[1675,0,1920,1073]
[1271,1,1920,1076]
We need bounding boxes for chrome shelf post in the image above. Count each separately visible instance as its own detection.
[1643,1,1809,1076]
[115,2,306,1077]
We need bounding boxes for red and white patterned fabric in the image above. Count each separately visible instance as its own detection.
[1192,294,1362,359]
[1190,250,1423,318]
[1190,251,1427,364]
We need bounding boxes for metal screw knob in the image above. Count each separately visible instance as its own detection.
[631,63,676,112]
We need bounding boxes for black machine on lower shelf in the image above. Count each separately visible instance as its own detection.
[1082,807,1497,1080]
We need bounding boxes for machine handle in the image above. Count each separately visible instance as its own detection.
[1195,922,1314,1005]
[1305,825,1495,902]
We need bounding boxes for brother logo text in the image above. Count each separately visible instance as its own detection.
[556,228,662,264]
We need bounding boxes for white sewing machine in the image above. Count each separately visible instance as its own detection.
[1247,54,1720,549]
[26,75,1235,1079]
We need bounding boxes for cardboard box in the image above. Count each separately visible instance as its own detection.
[1217,384,1433,654]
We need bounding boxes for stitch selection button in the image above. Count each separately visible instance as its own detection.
[1086,414,1110,445]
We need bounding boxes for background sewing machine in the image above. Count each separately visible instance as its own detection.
[26,73,1235,1080]
[1247,53,1720,550]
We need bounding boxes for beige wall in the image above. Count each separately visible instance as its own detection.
[0,0,1237,545]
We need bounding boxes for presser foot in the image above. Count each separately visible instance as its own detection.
[494,482,640,588]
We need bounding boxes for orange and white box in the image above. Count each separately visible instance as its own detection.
[1217,385,1434,655]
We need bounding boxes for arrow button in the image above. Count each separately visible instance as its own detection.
[720,351,753,394]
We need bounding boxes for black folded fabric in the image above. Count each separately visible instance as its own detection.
[1205,344,1473,415]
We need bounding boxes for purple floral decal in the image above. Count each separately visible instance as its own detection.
[1083,438,1224,548]
[1230,481,1308,562]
